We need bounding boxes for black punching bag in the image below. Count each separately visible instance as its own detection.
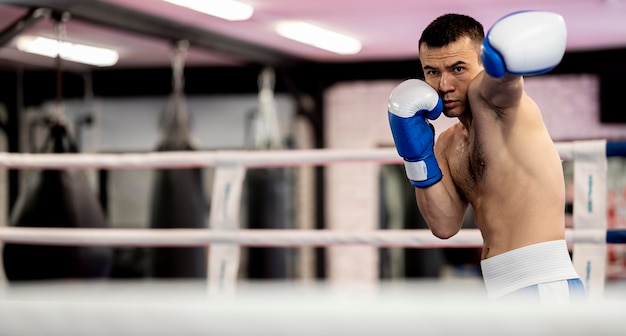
[245,68,295,279]
[148,54,208,278]
[246,167,295,279]
[3,122,113,281]
[148,143,207,278]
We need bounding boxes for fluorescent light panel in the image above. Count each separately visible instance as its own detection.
[163,0,253,21]
[276,21,362,55]
[16,36,119,67]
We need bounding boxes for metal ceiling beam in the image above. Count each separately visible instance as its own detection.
[0,7,50,47]
[1,0,308,67]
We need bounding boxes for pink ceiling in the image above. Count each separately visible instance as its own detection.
[0,0,625,70]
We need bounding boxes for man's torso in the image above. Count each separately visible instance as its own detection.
[438,95,567,259]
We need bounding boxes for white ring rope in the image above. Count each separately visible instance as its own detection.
[0,140,619,248]
[0,140,610,169]
[0,148,401,169]
[555,142,576,161]
[0,227,606,247]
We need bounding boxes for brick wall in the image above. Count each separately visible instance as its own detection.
[324,80,456,283]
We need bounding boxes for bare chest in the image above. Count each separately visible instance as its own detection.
[445,127,486,202]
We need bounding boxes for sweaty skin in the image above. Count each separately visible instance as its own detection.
[416,36,566,259]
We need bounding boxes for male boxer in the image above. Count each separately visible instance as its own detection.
[387,11,586,303]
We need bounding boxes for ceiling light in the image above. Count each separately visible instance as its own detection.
[163,0,253,21]
[275,21,362,55]
[16,36,119,67]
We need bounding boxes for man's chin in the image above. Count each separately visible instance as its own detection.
[442,110,459,118]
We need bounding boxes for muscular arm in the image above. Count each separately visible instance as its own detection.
[475,72,524,112]
[414,129,468,239]
[479,11,566,111]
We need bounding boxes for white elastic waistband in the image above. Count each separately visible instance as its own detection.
[480,240,580,299]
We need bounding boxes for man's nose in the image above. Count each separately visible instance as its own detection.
[439,73,454,92]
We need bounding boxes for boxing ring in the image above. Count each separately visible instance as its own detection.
[0,140,626,335]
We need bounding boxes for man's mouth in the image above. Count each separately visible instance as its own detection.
[443,100,457,109]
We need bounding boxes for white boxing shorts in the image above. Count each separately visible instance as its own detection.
[480,240,586,304]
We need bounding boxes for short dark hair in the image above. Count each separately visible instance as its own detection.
[419,13,484,48]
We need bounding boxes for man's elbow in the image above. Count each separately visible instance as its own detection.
[430,226,459,240]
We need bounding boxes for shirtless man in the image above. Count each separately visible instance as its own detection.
[387,11,586,303]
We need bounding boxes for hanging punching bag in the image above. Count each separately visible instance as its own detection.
[245,68,296,279]
[246,167,295,279]
[3,122,113,281]
[148,41,208,278]
[148,132,207,278]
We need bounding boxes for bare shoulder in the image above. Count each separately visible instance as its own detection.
[435,122,464,155]
[435,123,458,144]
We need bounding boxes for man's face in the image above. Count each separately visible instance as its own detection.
[419,36,483,118]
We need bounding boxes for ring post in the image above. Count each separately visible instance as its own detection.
[207,164,245,296]
[572,140,608,301]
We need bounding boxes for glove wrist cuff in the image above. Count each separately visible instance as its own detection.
[404,156,442,188]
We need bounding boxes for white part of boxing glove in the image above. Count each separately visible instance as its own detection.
[482,11,567,78]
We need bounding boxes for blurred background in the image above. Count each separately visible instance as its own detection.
[0,0,625,286]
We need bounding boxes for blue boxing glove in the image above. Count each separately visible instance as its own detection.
[388,79,443,188]
[482,11,567,78]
